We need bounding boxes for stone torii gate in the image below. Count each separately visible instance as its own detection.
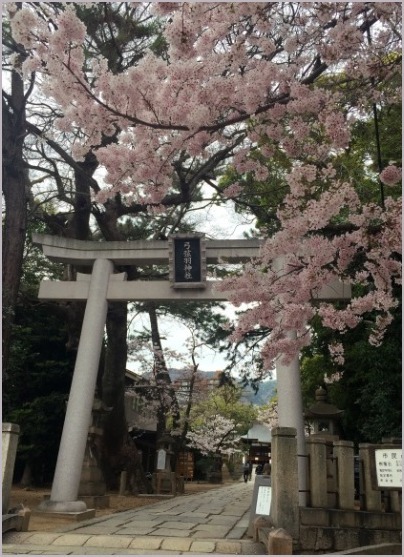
[32,233,350,513]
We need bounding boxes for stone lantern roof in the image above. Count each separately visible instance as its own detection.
[304,386,344,437]
[304,386,344,419]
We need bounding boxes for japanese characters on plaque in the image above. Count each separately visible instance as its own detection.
[182,240,194,280]
[255,485,271,514]
[374,448,402,489]
[169,234,206,289]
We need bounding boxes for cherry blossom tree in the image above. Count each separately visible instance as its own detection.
[257,399,279,431]
[4,2,237,485]
[186,414,240,456]
[188,384,257,450]
[186,382,256,480]
[127,314,229,460]
[9,1,402,373]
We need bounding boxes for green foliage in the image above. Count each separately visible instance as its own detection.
[194,454,215,480]
[217,145,289,235]
[333,103,402,205]
[299,84,402,444]
[331,316,402,444]
[4,302,75,484]
[300,353,330,408]
[301,300,402,445]
[3,233,75,485]
[75,2,167,72]
[190,384,258,436]
[6,393,68,484]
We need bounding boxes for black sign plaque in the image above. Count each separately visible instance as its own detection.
[169,234,206,289]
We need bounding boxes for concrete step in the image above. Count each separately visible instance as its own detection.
[2,530,266,555]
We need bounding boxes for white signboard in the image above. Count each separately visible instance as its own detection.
[256,485,271,514]
[247,476,272,537]
[157,449,166,470]
[375,448,402,489]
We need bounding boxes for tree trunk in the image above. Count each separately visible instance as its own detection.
[179,360,199,449]
[2,66,30,380]
[100,301,128,488]
[147,302,181,468]
[68,152,98,241]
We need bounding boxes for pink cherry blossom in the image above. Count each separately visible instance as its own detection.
[187,414,240,456]
[7,2,402,371]
[328,343,345,366]
[380,165,402,186]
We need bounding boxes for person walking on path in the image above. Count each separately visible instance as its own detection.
[243,461,251,483]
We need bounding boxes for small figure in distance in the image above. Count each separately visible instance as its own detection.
[262,460,271,476]
[255,463,263,475]
[243,461,250,483]
[262,460,271,486]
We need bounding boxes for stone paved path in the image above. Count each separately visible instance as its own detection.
[3,481,268,555]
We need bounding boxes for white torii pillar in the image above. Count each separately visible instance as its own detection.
[39,259,113,512]
[276,333,307,506]
[274,257,351,506]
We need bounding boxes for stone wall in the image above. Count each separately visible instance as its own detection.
[299,507,402,553]
[266,429,402,554]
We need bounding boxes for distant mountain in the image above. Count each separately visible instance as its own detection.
[239,380,277,406]
[166,368,276,406]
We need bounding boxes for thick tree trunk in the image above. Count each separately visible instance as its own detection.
[68,152,98,241]
[148,303,180,431]
[101,301,128,488]
[2,68,29,379]
[147,302,181,469]
[62,152,99,352]
[179,361,199,448]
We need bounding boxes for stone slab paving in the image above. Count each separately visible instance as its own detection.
[193,524,231,536]
[227,526,247,539]
[3,481,268,555]
[113,525,156,535]
[151,528,194,537]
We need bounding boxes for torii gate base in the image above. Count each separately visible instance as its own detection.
[33,234,351,513]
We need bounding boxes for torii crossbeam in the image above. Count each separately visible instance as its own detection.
[32,233,351,512]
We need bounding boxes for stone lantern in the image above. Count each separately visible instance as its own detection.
[156,432,175,472]
[304,386,344,438]
[78,397,112,508]
[153,433,180,495]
